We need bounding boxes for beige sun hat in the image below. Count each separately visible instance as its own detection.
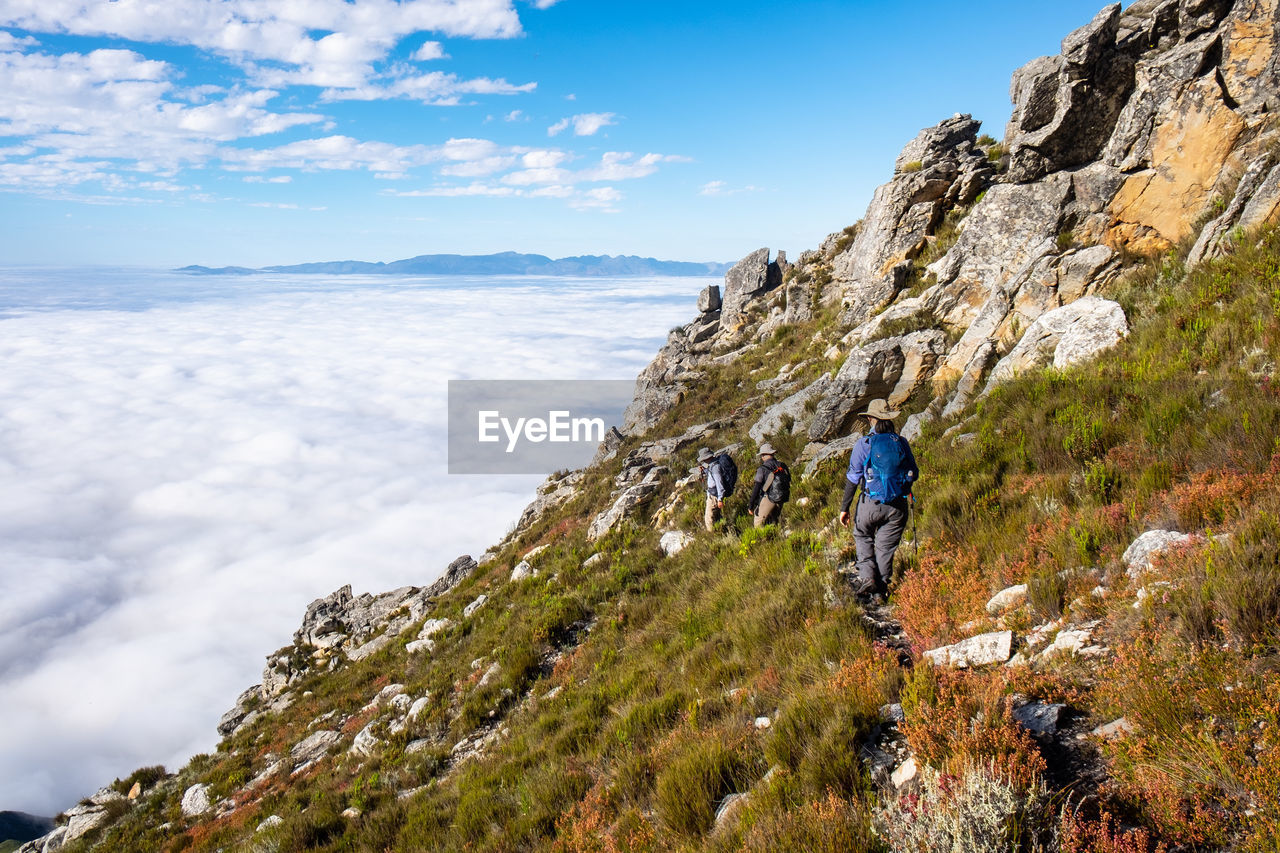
[758,442,777,456]
[697,447,714,463]
[857,399,900,420]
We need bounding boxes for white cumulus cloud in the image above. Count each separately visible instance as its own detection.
[0,269,706,815]
[547,112,617,137]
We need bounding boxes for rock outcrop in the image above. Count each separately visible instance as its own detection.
[217,554,477,737]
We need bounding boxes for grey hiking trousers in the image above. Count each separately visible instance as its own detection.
[854,495,909,591]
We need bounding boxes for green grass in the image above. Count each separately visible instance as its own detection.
[79,226,1280,852]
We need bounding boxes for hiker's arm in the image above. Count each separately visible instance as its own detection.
[840,478,859,514]
[901,437,920,490]
[747,465,766,511]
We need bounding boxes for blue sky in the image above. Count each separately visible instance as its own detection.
[0,0,1118,267]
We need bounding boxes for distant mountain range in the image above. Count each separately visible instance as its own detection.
[177,252,732,278]
[0,811,54,846]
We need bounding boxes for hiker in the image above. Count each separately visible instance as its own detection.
[839,399,918,603]
[747,442,791,528]
[696,447,737,532]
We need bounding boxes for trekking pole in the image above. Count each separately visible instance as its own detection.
[910,493,919,563]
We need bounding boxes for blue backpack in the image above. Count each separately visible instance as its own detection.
[853,433,911,503]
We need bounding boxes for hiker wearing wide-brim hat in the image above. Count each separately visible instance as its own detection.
[748,442,791,528]
[837,399,919,604]
[695,446,735,532]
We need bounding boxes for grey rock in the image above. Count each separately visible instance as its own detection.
[1004,4,1134,183]
[923,630,1014,668]
[591,426,626,466]
[587,465,668,541]
[659,530,695,556]
[928,174,1072,332]
[510,560,534,582]
[800,432,863,479]
[290,730,341,772]
[463,594,489,618]
[1013,702,1067,736]
[807,331,948,442]
[879,703,906,724]
[697,284,722,313]
[517,469,585,530]
[986,297,1127,386]
[1189,151,1280,265]
[349,722,381,757]
[1091,716,1134,740]
[834,115,991,327]
[721,248,784,331]
[257,815,284,832]
[713,792,750,831]
[986,584,1029,615]
[180,783,211,817]
[749,372,831,444]
[1123,529,1196,577]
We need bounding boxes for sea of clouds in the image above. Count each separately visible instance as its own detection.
[0,268,702,814]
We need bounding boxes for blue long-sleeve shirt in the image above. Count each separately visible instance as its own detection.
[841,433,918,512]
[704,460,727,499]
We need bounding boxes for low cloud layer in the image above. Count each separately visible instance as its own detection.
[0,270,702,814]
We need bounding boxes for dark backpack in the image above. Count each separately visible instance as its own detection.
[863,433,910,503]
[714,453,738,497]
[764,459,791,504]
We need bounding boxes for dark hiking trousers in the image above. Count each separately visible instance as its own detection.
[854,495,909,592]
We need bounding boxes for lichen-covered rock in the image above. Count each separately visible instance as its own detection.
[587,465,668,541]
[290,730,341,773]
[807,331,948,442]
[985,297,1127,385]
[923,631,1014,668]
[720,248,785,332]
[659,530,695,556]
[749,373,831,444]
[180,784,211,817]
[1123,529,1196,577]
[986,584,1029,615]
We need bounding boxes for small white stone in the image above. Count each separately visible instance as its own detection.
[463,594,488,618]
[753,716,772,729]
[891,756,919,788]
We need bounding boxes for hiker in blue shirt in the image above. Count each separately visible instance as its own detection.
[839,399,919,604]
[697,446,733,532]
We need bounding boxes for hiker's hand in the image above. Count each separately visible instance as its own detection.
[839,511,850,527]
[717,499,724,509]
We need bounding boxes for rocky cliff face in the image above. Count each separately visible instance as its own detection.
[621,0,1280,459]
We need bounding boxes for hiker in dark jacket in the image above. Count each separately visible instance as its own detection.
[839,399,919,602]
[748,443,790,528]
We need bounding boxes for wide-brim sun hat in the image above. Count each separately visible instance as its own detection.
[758,442,777,456]
[696,447,714,463]
[857,399,900,420]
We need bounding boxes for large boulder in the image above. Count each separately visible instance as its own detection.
[985,297,1127,385]
[807,331,948,442]
[749,373,832,444]
[720,248,786,331]
[923,631,1014,668]
[587,465,669,541]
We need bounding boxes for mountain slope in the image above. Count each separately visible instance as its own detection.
[21,1,1280,851]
